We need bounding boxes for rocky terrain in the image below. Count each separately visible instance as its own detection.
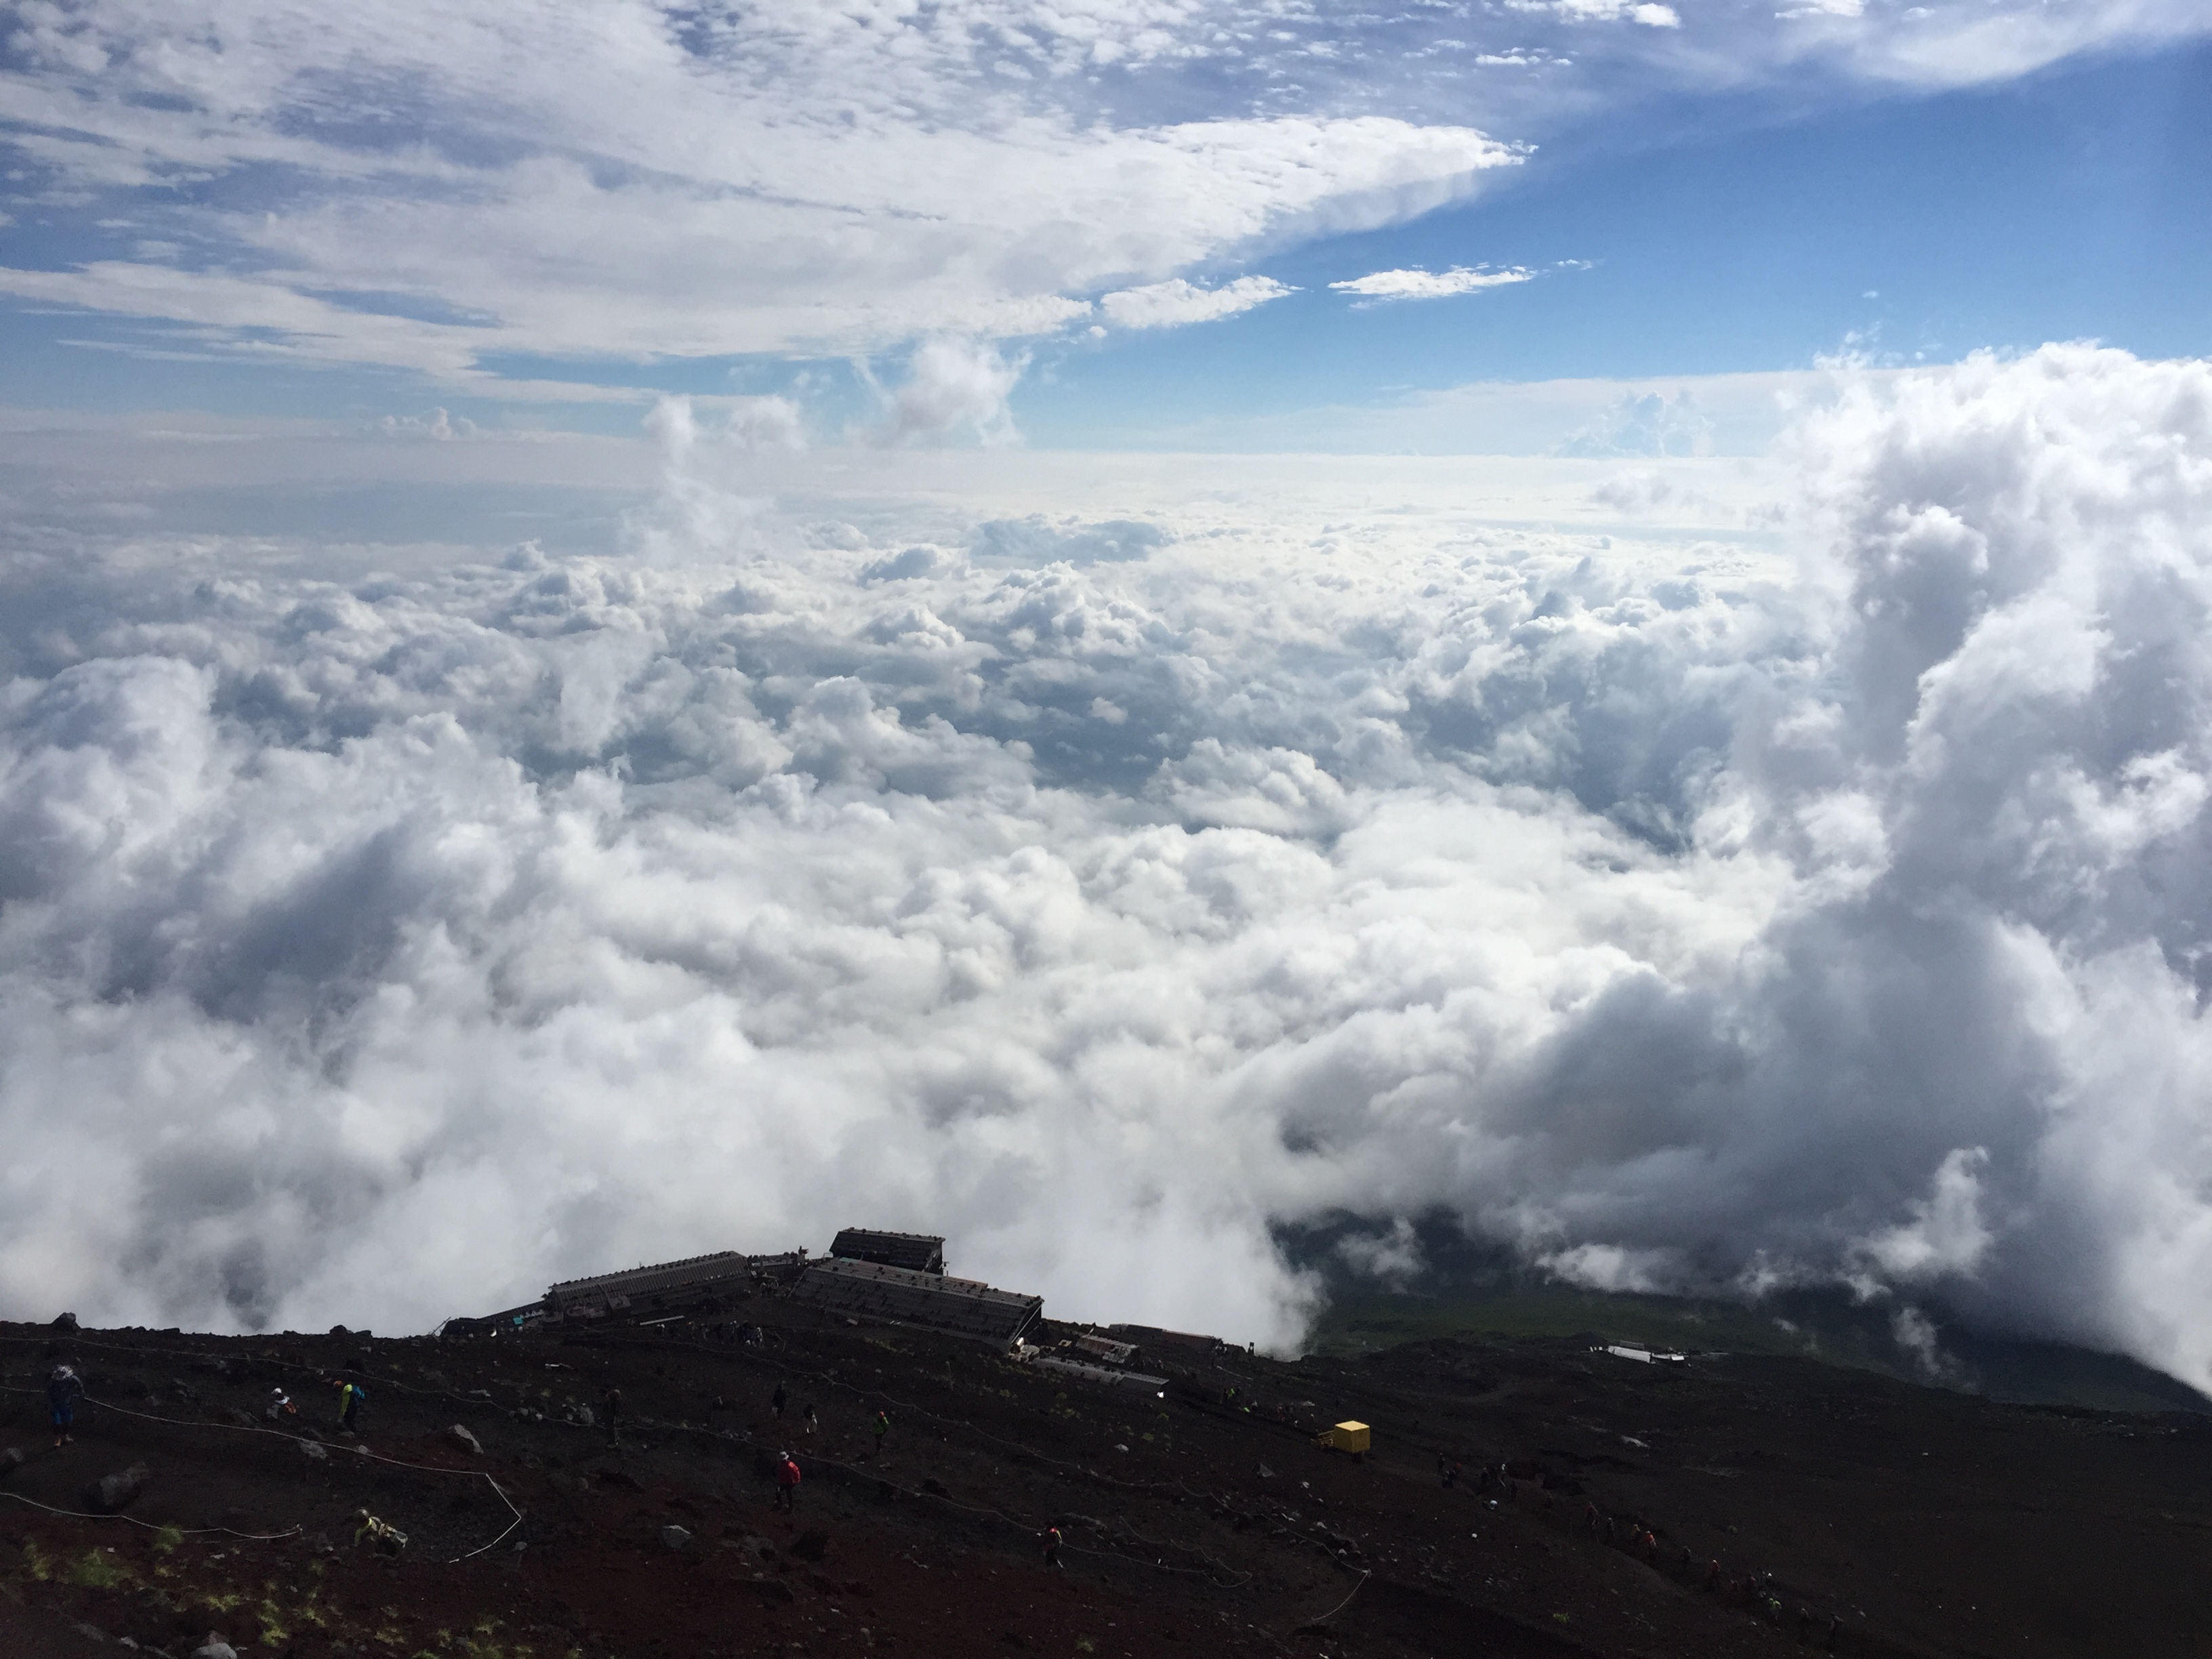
[3,1294,2207,1659]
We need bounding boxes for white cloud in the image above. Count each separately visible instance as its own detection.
[6,346,2212,1395]
[1512,0,1681,26]
[872,338,1028,449]
[3,1,2203,401]
[1330,265,1537,302]
[0,3,1522,384]
[1099,276,1294,330]
[1853,1149,1994,1282]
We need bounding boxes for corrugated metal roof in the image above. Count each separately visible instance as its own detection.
[792,1256,1040,1343]
[830,1229,946,1274]
[546,1250,753,1307]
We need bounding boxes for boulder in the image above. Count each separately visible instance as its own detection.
[88,1463,148,1513]
[299,1440,328,1462]
[192,1639,239,1659]
[659,1525,692,1550]
[790,1530,831,1562]
[0,1446,24,1480]
[50,1312,79,1331]
[449,1424,484,1455]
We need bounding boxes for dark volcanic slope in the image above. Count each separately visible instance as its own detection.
[2,1303,2206,1659]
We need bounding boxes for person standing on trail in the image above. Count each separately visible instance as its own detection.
[334,1378,367,1436]
[602,1387,623,1448]
[869,1408,890,1461]
[47,1365,83,1448]
[774,1451,802,1513]
[1042,1523,1063,1570]
[772,1381,787,1419]
[802,1404,818,1437]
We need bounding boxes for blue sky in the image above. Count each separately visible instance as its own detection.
[1027,41,2212,444]
[1,1,2207,449]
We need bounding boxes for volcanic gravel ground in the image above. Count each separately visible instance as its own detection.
[0,1304,2205,1658]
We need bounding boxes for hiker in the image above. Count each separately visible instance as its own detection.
[602,1387,623,1448]
[333,1378,367,1436]
[802,1403,819,1437]
[772,1381,787,1419]
[353,1509,407,1556]
[47,1364,83,1448]
[266,1387,297,1422]
[774,1451,802,1513]
[1704,1559,1722,1591]
[869,1408,890,1460]
[1043,1523,1063,1569]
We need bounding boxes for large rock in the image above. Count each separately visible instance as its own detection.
[0,1446,23,1480]
[191,1638,238,1659]
[49,1312,79,1330]
[449,1424,484,1455]
[88,1463,148,1513]
[298,1440,328,1462]
[659,1525,692,1550]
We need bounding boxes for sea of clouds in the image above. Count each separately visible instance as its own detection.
[5,344,2212,1382]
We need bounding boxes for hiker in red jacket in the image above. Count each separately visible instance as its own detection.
[1043,1523,1063,1569]
[775,1452,802,1513]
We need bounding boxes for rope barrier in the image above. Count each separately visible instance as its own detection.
[1305,1568,1371,1627]
[0,1488,300,1541]
[575,1332,1261,1585]
[0,1325,1339,1601]
[0,1385,523,1563]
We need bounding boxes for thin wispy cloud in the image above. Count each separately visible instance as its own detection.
[1099,277,1296,331]
[1331,266,1540,303]
[3,2,2202,403]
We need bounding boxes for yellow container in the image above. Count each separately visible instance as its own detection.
[1315,1420,1370,1454]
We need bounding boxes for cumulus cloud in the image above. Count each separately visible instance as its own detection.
[8,346,2212,1394]
[1559,390,1715,457]
[1099,277,1294,330]
[1330,265,1538,302]
[872,339,1027,449]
